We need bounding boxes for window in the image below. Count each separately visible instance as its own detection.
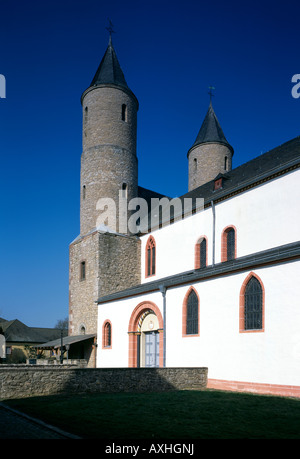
[80,261,86,281]
[221,226,236,262]
[122,104,127,122]
[244,277,263,330]
[240,273,264,332]
[121,182,127,198]
[82,185,86,200]
[103,321,112,348]
[183,288,199,336]
[224,156,228,171]
[227,228,235,260]
[195,237,207,269]
[146,236,156,277]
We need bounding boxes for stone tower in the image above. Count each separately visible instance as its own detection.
[188,101,234,191]
[80,35,139,235]
[69,36,141,365]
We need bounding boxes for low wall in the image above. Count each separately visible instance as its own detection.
[0,366,208,400]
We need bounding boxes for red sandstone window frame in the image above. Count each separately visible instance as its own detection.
[102,320,112,349]
[239,272,265,333]
[194,236,208,269]
[221,225,237,262]
[145,235,156,278]
[182,287,200,337]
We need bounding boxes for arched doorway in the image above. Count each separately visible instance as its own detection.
[128,301,164,368]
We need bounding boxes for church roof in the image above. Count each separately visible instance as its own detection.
[90,36,129,90]
[183,135,300,206]
[138,135,300,233]
[189,102,234,154]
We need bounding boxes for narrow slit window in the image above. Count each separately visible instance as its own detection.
[80,261,86,281]
[122,104,127,122]
[82,185,86,200]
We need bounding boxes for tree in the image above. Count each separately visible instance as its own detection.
[55,317,68,330]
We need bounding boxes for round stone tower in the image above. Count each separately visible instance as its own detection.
[80,36,139,235]
[187,101,234,191]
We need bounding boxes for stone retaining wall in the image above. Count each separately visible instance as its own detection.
[0,366,208,400]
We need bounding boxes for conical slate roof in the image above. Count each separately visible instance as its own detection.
[189,102,233,154]
[90,37,129,89]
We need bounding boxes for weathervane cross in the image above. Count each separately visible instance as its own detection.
[106,18,115,39]
[208,86,215,103]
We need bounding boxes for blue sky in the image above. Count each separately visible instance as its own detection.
[0,0,299,328]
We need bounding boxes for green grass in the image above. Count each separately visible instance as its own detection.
[5,390,300,439]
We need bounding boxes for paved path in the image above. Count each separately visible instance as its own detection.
[0,403,80,439]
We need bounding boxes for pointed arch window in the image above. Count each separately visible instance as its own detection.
[239,273,265,333]
[183,288,199,336]
[146,236,156,277]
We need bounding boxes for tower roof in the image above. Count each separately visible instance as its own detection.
[90,36,129,90]
[189,102,234,154]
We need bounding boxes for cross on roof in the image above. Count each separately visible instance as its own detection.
[106,18,115,39]
[208,86,215,103]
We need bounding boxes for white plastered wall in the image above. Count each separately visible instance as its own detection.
[140,169,300,282]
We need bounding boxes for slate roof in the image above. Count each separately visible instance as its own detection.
[90,37,129,90]
[136,136,300,233]
[188,102,234,154]
[182,135,300,206]
[0,319,67,344]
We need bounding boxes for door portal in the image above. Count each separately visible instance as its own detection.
[145,331,159,367]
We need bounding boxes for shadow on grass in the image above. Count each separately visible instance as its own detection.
[5,389,300,439]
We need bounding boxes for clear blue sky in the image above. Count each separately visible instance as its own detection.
[0,0,299,328]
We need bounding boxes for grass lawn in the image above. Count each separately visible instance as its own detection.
[5,389,300,439]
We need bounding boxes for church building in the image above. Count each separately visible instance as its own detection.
[68,35,300,397]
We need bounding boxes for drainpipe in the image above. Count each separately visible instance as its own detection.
[211,200,215,267]
[159,284,167,367]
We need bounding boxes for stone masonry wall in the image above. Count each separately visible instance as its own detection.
[188,143,233,191]
[69,231,141,340]
[0,366,208,400]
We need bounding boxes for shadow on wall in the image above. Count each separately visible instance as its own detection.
[60,367,208,394]
[0,367,208,400]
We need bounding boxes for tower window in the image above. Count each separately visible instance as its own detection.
[224,156,228,171]
[146,236,156,277]
[82,185,86,200]
[80,261,86,281]
[122,104,127,122]
[121,182,128,198]
[194,158,197,171]
[84,106,88,123]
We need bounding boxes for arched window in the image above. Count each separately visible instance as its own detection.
[239,273,265,332]
[182,288,199,336]
[146,236,156,277]
[221,226,237,262]
[195,237,207,269]
[103,321,112,348]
